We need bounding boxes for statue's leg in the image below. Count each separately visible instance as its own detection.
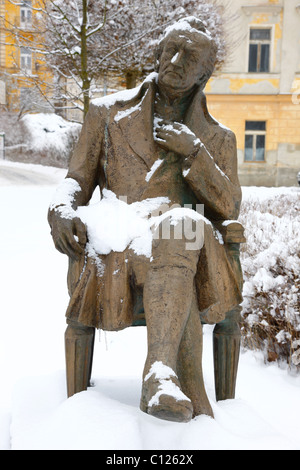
[177,292,214,418]
[65,319,95,398]
[141,264,195,422]
[213,306,241,401]
[140,220,201,422]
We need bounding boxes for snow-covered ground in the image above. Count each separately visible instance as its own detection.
[1,160,300,451]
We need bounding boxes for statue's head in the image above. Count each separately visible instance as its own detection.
[155,17,218,94]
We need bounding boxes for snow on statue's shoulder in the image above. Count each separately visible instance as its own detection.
[208,113,231,133]
[91,72,158,110]
[142,71,158,85]
[216,121,231,132]
[91,87,139,109]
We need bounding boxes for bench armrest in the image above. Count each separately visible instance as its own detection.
[214,221,246,244]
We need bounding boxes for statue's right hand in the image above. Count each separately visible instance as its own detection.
[49,211,87,261]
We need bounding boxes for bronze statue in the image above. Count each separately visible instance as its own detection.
[48,17,245,423]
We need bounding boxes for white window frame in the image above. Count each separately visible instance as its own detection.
[246,25,274,74]
[20,1,32,29]
[20,47,32,75]
[245,122,267,163]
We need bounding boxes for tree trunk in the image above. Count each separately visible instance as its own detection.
[126,71,138,89]
[81,0,90,118]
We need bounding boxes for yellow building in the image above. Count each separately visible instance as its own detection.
[206,0,300,186]
[0,0,51,111]
[1,0,299,186]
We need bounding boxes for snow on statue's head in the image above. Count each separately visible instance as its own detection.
[155,16,218,90]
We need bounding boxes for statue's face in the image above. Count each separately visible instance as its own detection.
[157,30,212,94]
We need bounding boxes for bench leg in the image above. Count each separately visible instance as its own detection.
[213,306,241,401]
[65,321,95,398]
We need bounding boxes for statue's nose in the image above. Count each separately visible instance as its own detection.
[171,49,184,66]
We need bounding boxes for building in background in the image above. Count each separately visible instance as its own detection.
[206,0,300,186]
[0,0,123,122]
[0,0,299,186]
[0,0,51,114]
[0,0,6,106]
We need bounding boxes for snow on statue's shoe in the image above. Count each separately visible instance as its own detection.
[140,361,193,423]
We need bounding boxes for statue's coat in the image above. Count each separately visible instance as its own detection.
[63,75,243,330]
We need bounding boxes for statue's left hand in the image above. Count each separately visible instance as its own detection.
[48,210,87,261]
[154,121,201,157]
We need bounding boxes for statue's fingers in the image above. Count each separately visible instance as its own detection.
[55,236,75,259]
[68,235,85,256]
[61,233,84,260]
[172,121,183,130]
[155,129,171,140]
[154,130,167,141]
[73,218,87,246]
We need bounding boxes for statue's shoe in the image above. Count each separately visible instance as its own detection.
[140,361,193,423]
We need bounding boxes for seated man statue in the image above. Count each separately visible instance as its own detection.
[48,16,244,423]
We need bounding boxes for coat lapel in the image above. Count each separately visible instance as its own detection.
[116,80,158,170]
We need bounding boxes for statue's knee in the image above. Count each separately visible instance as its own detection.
[151,225,201,274]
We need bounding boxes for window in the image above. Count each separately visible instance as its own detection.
[20,1,32,29]
[20,87,31,106]
[20,47,32,74]
[245,121,266,162]
[248,28,271,73]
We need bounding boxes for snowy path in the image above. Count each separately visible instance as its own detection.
[0,160,67,186]
[0,161,300,450]
[0,165,58,186]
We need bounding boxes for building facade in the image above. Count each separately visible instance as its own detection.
[1,0,299,186]
[206,0,300,186]
[0,0,51,112]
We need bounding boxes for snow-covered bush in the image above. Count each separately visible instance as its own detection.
[22,113,81,168]
[1,111,81,168]
[239,188,300,371]
[0,110,27,147]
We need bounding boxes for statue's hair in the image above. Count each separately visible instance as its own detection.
[154,16,218,88]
